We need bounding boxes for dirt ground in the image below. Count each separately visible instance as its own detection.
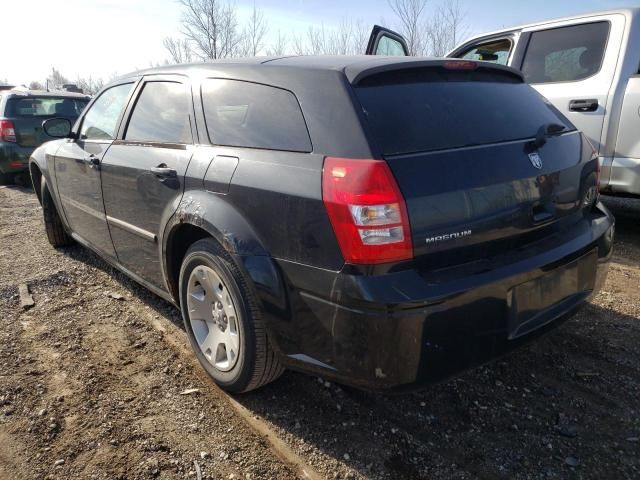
[0,185,638,480]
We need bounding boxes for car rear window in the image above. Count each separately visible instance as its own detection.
[354,68,574,156]
[201,79,311,152]
[6,96,88,117]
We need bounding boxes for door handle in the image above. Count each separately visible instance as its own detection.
[79,155,100,168]
[150,165,177,178]
[569,99,598,112]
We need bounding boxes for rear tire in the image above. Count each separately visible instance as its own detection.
[0,171,13,186]
[41,178,74,248]
[179,238,283,393]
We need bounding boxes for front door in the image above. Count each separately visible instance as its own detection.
[53,82,135,258]
[100,77,195,290]
[366,25,409,56]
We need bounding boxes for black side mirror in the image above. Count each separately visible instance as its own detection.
[42,118,72,138]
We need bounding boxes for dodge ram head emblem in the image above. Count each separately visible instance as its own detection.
[528,152,543,169]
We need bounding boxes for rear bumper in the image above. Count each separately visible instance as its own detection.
[275,204,614,390]
[600,156,640,196]
[0,142,33,174]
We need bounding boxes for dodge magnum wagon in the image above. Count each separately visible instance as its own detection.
[29,56,614,392]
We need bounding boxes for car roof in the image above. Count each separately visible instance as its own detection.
[3,89,90,99]
[119,55,523,85]
[454,7,640,46]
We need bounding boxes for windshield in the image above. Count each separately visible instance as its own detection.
[6,96,89,118]
[355,69,575,156]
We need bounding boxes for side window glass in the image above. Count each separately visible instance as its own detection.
[460,38,512,65]
[125,81,192,144]
[80,83,133,140]
[521,22,609,84]
[376,35,407,56]
[201,79,311,152]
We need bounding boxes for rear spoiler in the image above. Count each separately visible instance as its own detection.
[346,58,524,85]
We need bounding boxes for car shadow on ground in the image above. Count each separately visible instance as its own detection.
[54,224,640,479]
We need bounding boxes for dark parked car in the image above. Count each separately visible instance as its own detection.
[29,57,614,393]
[0,89,89,183]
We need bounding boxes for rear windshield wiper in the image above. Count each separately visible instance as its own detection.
[531,122,568,149]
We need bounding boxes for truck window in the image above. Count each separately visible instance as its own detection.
[460,38,512,65]
[521,22,609,84]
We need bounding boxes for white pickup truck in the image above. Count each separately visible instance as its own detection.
[446,7,640,197]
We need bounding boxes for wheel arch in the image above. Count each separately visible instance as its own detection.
[161,191,288,321]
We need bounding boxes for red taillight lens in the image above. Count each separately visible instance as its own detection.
[584,135,601,188]
[0,120,16,143]
[322,157,413,264]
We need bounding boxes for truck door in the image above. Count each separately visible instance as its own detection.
[366,25,409,56]
[516,16,625,160]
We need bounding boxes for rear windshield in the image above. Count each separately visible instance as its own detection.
[6,96,88,118]
[355,69,574,156]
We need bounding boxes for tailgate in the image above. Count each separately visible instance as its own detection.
[353,64,599,267]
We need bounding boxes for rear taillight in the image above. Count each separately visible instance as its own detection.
[0,120,16,143]
[582,136,600,210]
[322,157,413,264]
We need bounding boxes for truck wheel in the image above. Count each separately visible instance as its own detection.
[179,238,283,393]
[41,178,74,248]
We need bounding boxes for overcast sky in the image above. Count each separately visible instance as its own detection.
[1,0,635,85]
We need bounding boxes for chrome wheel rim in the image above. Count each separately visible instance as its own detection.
[186,265,240,372]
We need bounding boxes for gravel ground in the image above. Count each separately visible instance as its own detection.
[0,186,638,480]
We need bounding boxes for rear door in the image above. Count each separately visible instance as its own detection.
[517,16,625,156]
[353,64,598,267]
[366,25,409,56]
[100,76,195,290]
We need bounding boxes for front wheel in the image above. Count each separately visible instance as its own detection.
[41,178,74,248]
[179,238,283,393]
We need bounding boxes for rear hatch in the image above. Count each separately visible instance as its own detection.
[353,63,598,270]
[4,95,88,147]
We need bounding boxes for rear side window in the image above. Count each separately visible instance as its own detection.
[355,68,574,155]
[521,22,610,84]
[6,96,88,117]
[125,81,192,144]
[201,79,311,152]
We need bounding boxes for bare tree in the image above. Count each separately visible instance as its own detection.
[307,25,328,55]
[444,0,468,49]
[46,67,69,89]
[388,0,429,56]
[164,36,194,63]
[178,0,241,59]
[240,4,268,56]
[28,81,45,90]
[351,20,371,54]
[291,33,307,55]
[76,76,105,95]
[267,29,288,56]
[426,0,467,55]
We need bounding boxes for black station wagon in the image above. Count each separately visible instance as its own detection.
[29,56,614,392]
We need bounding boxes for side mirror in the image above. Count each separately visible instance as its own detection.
[42,118,72,138]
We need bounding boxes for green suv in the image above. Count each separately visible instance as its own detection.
[0,89,89,184]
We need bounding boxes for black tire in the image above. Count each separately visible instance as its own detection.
[41,178,74,248]
[0,171,13,186]
[179,238,283,393]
